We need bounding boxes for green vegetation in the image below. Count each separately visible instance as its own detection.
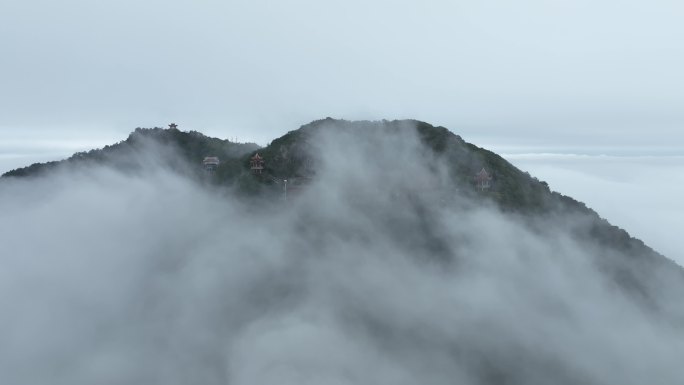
[2,119,673,272]
[2,126,259,179]
[239,119,672,271]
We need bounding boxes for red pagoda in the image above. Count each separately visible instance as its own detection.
[250,153,264,174]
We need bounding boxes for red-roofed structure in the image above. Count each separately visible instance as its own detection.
[475,168,492,191]
[250,153,264,174]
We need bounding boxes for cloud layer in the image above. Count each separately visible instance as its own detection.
[505,153,684,265]
[1,126,683,384]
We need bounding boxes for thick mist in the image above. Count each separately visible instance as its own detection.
[1,124,683,384]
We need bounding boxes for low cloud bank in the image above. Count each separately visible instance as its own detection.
[1,125,683,384]
[505,153,684,265]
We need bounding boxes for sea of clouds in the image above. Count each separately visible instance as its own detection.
[1,125,683,384]
[505,153,684,265]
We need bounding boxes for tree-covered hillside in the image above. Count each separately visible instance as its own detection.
[231,118,680,285]
[2,126,260,178]
[2,119,678,281]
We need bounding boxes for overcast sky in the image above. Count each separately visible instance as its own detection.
[1,0,683,146]
[1,1,682,259]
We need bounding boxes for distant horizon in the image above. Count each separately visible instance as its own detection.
[3,118,684,175]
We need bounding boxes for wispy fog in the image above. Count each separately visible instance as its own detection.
[1,125,683,384]
[505,153,684,265]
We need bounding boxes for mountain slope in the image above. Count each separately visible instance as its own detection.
[1,126,260,178]
[236,118,682,303]
[3,119,684,384]
[243,119,661,244]
[2,119,679,283]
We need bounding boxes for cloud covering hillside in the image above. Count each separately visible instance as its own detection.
[1,126,683,384]
[506,153,684,264]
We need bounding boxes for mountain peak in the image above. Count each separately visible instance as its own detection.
[1,119,675,275]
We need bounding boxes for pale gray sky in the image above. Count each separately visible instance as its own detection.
[1,0,683,148]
